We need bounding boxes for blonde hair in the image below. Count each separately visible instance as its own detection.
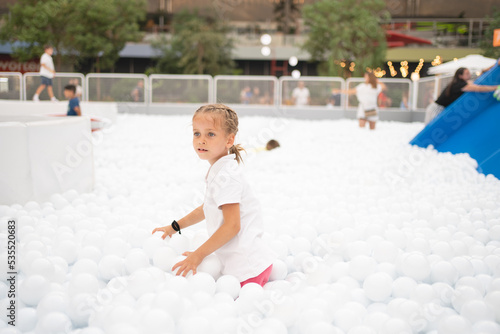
[193,103,245,164]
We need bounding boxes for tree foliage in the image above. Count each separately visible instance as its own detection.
[480,9,500,60]
[149,10,235,76]
[0,0,146,72]
[302,0,389,77]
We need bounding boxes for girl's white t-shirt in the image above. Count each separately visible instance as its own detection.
[355,83,382,119]
[203,154,275,281]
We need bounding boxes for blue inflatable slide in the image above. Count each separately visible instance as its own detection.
[410,61,500,178]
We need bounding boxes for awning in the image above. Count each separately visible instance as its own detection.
[386,30,433,48]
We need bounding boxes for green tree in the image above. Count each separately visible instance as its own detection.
[149,10,234,75]
[0,0,73,70]
[0,0,146,72]
[480,9,500,60]
[67,0,146,72]
[274,0,301,34]
[302,0,389,77]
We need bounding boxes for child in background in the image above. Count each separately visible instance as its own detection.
[265,139,280,151]
[64,85,81,116]
[33,45,58,102]
[152,104,276,287]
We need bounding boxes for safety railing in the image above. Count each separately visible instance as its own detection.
[24,72,85,102]
[345,78,413,111]
[85,73,148,103]
[6,71,472,114]
[149,74,213,104]
[412,74,453,111]
[213,75,279,106]
[0,72,22,101]
[279,76,346,109]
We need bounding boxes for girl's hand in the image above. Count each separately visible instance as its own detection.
[172,251,203,277]
[152,225,175,240]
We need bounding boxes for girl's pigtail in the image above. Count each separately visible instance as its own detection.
[230,144,245,164]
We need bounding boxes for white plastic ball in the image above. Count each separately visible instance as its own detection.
[52,240,79,265]
[140,308,175,334]
[17,307,37,332]
[19,275,50,306]
[72,259,99,276]
[461,299,494,323]
[216,275,241,299]
[399,252,431,281]
[178,271,212,297]
[125,249,150,274]
[152,246,177,272]
[382,318,412,334]
[197,253,222,279]
[269,260,287,281]
[437,315,472,334]
[349,256,377,281]
[98,255,125,281]
[69,273,100,295]
[35,311,73,334]
[36,291,70,317]
[430,261,458,285]
[363,272,393,302]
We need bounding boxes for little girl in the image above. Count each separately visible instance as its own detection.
[152,104,275,287]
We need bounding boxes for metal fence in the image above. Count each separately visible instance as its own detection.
[4,71,475,114]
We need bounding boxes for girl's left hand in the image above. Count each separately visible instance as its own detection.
[172,251,203,277]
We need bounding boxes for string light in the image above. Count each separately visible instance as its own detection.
[373,67,386,78]
[400,60,409,78]
[432,55,442,66]
[411,58,424,81]
[387,61,397,77]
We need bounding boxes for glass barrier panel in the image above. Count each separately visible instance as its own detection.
[86,75,147,102]
[0,72,22,100]
[215,76,277,105]
[346,78,412,110]
[24,73,85,101]
[150,75,211,103]
[280,78,344,108]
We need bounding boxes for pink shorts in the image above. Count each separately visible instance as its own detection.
[240,265,273,287]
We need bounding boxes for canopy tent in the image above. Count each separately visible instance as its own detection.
[428,54,497,75]
[385,30,433,48]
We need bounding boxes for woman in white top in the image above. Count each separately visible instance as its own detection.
[153,104,275,287]
[342,71,387,130]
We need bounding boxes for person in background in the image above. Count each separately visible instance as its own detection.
[337,71,386,130]
[400,91,409,110]
[377,91,392,108]
[64,84,81,116]
[424,67,498,124]
[265,139,280,151]
[292,81,311,106]
[240,86,252,104]
[130,80,144,102]
[69,78,83,100]
[33,45,58,102]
